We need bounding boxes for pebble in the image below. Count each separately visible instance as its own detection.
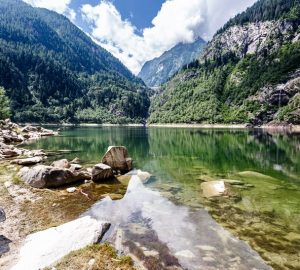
[66,187,77,193]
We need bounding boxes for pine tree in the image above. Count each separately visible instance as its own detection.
[0,87,11,120]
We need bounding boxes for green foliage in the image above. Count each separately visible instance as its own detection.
[218,0,300,34]
[0,86,11,120]
[149,40,300,124]
[0,0,149,123]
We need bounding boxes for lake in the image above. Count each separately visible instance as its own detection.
[24,126,300,269]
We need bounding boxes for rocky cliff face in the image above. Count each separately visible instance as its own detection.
[202,20,300,61]
[149,16,300,125]
[139,38,206,87]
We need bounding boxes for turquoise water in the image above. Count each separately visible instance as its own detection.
[24,127,300,269]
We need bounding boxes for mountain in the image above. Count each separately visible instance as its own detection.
[149,0,300,125]
[138,38,206,87]
[0,0,149,123]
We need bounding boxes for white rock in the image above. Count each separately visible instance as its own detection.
[66,187,76,193]
[11,216,110,270]
[126,169,151,183]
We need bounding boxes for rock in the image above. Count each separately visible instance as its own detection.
[102,146,133,172]
[70,164,82,171]
[126,169,151,183]
[51,159,70,169]
[66,187,77,193]
[0,208,6,223]
[18,165,91,188]
[11,156,44,166]
[71,157,80,164]
[221,179,244,186]
[92,163,114,182]
[201,181,226,198]
[11,216,110,270]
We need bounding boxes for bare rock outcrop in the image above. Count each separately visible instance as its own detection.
[92,163,114,182]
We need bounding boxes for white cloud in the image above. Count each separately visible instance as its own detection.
[81,0,257,74]
[23,0,76,21]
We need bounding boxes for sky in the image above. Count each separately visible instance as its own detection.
[22,0,257,74]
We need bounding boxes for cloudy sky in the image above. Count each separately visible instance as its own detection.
[23,0,257,74]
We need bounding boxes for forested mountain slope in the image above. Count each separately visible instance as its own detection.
[149,0,300,125]
[0,0,149,123]
[138,38,206,87]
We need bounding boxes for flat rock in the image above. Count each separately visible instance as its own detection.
[11,216,110,270]
[11,156,44,166]
[102,146,133,172]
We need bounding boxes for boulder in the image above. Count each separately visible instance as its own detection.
[101,146,133,172]
[11,156,44,166]
[18,165,91,188]
[51,159,70,169]
[92,163,114,182]
[201,181,226,198]
[11,216,110,270]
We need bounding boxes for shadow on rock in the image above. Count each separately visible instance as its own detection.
[0,235,12,256]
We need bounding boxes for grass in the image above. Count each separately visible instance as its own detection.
[46,243,136,270]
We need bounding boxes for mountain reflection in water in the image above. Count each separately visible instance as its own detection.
[85,176,271,270]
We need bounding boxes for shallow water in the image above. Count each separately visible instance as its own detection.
[24,127,300,269]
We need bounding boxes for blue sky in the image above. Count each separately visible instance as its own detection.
[71,0,165,30]
[23,0,257,74]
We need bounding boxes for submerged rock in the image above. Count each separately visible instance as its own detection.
[92,163,114,182]
[201,181,226,198]
[19,165,91,188]
[11,216,110,270]
[102,146,133,172]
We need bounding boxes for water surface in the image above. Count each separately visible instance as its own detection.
[24,127,300,269]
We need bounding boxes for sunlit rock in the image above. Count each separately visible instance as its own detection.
[201,181,226,198]
[51,159,70,169]
[11,216,110,270]
[11,156,44,166]
[19,165,91,188]
[102,146,133,172]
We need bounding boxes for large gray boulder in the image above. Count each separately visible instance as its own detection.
[18,165,91,188]
[11,216,110,270]
[101,146,133,172]
[92,163,114,182]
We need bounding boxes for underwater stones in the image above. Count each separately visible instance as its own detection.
[11,216,110,270]
[11,156,44,166]
[201,181,227,198]
[19,165,91,189]
[102,146,133,172]
[92,163,114,182]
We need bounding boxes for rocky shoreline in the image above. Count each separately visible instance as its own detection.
[0,120,150,270]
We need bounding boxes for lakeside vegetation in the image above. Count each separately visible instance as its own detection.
[0,0,149,124]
